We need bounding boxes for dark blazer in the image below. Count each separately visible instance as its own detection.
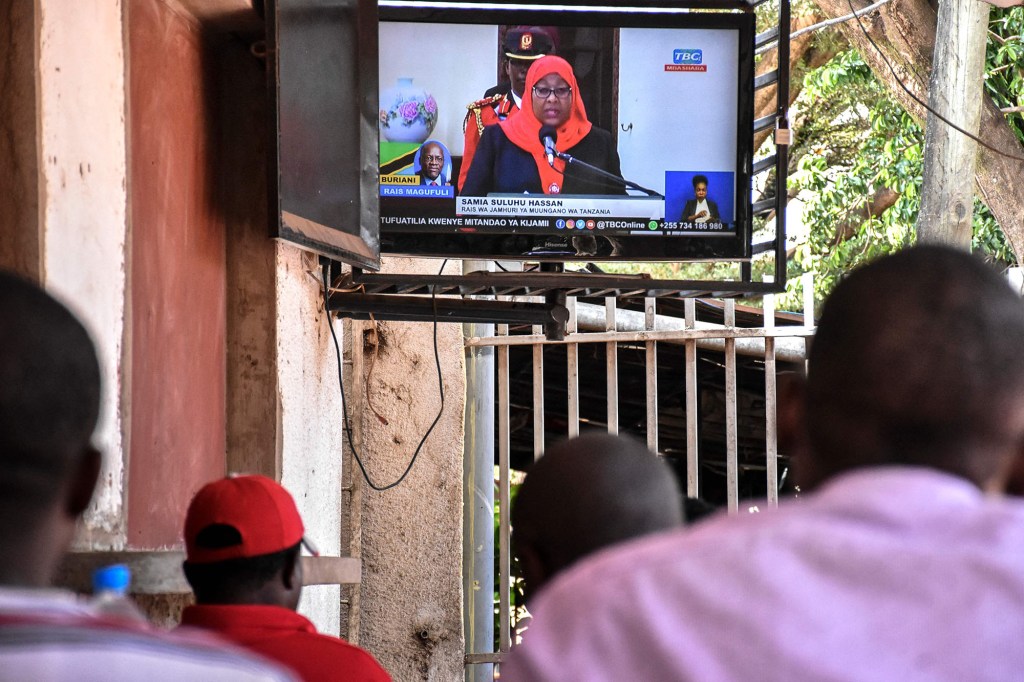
[681,198,720,222]
[462,125,626,196]
[418,172,447,186]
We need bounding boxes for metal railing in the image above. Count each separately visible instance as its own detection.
[464,276,816,675]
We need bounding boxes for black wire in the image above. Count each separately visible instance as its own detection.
[322,260,447,491]
[847,0,1024,163]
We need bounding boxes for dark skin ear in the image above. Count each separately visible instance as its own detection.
[1000,439,1024,497]
[65,446,101,518]
[777,373,818,491]
[282,549,303,611]
[515,543,548,606]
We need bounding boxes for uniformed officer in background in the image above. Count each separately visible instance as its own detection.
[458,26,556,191]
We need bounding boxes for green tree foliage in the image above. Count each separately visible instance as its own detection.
[788,49,921,306]
[986,8,1024,144]
[787,8,1023,311]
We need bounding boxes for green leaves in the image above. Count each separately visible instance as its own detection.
[783,13,1022,313]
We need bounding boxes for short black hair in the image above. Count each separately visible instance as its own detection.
[184,541,302,603]
[0,271,101,509]
[692,174,709,188]
[513,432,682,578]
[805,246,1024,486]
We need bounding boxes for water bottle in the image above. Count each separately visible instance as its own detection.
[91,564,145,622]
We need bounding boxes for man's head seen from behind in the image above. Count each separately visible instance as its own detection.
[795,245,1024,492]
[512,432,682,602]
[0,271,102,587]
[183,475,308,610]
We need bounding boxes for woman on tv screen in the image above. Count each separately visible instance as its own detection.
[462,55,626,197]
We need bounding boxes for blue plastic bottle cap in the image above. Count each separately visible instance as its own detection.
[93,564,131,593]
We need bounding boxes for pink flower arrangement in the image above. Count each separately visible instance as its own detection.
[398,100,420,121]
[379,81,438,140]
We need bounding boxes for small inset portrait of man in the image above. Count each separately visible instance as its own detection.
[665,171,734,228]
[415,140,452,186]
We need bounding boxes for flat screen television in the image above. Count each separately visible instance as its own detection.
[377,1,755,262]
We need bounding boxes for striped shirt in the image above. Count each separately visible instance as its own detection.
[0,587,296,682]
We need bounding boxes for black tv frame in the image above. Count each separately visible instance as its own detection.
[267,0,381,270]
[377,3,756,264]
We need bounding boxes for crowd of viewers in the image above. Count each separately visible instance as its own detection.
[5,244,1024,680]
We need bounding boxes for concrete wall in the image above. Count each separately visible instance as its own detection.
[350,257,467,681]
[35,0,130,548]
[276,245,345,636]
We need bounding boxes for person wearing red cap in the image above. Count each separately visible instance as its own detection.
[180,475,391,682]
[458,26,555,192]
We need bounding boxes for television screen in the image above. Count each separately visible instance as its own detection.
[378,2,754,262]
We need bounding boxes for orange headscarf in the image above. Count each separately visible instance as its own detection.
[499,55,592,194]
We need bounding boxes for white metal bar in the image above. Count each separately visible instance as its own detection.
[645,297,658,452]
[496,318,511,653]
[802,272,814,375]
[573,303,809,363]
[465,326,815,348]
[763,278,778,506]
[684,298,699,498]
[724,300,738,513]
[533,297,545,460]
[606,298,618,435]
[567,297,579,437]
[533,344,545,460]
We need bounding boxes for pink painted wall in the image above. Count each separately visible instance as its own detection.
[127,0,226,547]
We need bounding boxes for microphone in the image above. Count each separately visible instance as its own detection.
[539,125,558,167]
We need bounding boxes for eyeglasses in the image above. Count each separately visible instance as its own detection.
[533,85,572,100]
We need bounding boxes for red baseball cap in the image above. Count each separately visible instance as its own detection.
[185,475,310,564]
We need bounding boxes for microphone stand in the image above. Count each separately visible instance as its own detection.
[553,150,665,198]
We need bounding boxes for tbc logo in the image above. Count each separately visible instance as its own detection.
[673,49,703,64]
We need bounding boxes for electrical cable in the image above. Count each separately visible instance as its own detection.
[755,0,895,55]
[322,259,447,491]
[846,0,1024,163]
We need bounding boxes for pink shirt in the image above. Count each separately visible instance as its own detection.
[502,468,1024,682]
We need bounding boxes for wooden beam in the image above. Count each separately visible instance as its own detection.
[174,0,263,33]
[917,0,990,246]
[55,551,361,595]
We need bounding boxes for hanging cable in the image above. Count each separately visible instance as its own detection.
[322,260,447,491]
[846,0,1024,163]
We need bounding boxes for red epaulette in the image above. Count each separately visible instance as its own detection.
[465,93,504,112]
[464,94,505,134]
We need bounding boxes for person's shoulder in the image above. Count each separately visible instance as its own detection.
[275,630,391,679]
[583,125,615,144]
[483,83,510,99]
[479,123,510,144]
[0,607,295,681]
[535,504,797,606]
[466,93,503,112]
[534,525,693,605]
